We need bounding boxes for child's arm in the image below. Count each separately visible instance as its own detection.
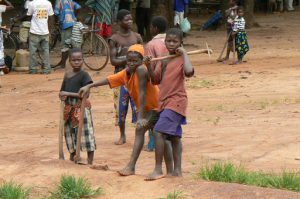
[0,26,9,32]
[176,47,194,77]
[144,56,162,85]
[59,91,80,99]
[79,78,109,98]
[136,66,149,129]
[3,0,14,10]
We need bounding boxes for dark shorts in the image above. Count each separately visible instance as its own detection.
[154,109,187,138]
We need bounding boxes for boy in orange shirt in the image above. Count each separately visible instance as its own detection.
[79,44,172,176]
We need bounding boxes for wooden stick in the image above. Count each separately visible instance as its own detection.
[150,49,212,62]
[58,100,65,160]
[74,96,87,163]
[232,35,236,64]
[206,42,211,59]
[217,31,232,62]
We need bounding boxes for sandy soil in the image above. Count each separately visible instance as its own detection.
[1,10,300,199]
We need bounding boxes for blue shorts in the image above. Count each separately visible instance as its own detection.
[154,109,186,138]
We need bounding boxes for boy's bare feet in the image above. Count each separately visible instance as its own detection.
[118,166,135,176]
[145,171,165,181]
[172,170,182,177]
[114,137,126,145]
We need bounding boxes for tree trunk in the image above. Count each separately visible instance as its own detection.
[243,0,259,28]
[151,0,173,28]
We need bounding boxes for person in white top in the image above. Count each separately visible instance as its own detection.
[27,0,54,74]
[232,7,249,64]
[0,0,14,75]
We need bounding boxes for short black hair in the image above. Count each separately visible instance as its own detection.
[69,48,83,58]
[151,16,168,33]
[117,9,131,21]
[166,28,183,41]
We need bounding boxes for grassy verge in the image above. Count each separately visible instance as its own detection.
[49,175,103,199]
[0,181,31,199]
[198,162,300,192]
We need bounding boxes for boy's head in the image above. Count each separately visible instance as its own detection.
[165,28,183,54]
[117,9,132,30]
[69,48,83,71]
[229,0,237,7]
[237,6,244,17]
[126,44,144,73]
[75,10,82,22]
[150,16,168,36]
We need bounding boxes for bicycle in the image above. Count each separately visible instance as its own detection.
[2,19,20,61]
[50,13,110,71]
[81,12,110,71]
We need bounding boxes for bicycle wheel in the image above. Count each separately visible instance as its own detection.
[82,33,109,71]
[3,33,18,60]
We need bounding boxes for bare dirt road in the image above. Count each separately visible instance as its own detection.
[0,10,300,199]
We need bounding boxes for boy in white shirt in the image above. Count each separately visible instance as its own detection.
[27,0,54,74]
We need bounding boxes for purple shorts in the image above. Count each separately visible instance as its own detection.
[154,109,186,138]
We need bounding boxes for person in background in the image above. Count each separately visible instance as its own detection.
[173,0,189,30]
[135,0,151,41]
[232,6,249,64]
[0,0,13,75]
[108,9,143,145]
[54,0,81,69]
[27,0,54,74]
[85,0,116,41]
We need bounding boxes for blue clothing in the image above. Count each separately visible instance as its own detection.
[54,0,81,30]
[174,0,189,12]
[118,85,137,125]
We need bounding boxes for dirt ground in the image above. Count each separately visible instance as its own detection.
[1,9,300,199]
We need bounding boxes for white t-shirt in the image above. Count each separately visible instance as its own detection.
[0,5,7,26]
[27,0,54,35]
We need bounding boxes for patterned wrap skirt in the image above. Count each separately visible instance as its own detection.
[235,31,249,58]
[64,97,96,153]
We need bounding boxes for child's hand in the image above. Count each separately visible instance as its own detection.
[79,85,90,98]
[176,47,187,55]
[136,119,148,130]
[143,56,152,66]
[59,91,67,101]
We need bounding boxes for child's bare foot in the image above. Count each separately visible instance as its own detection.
[217,57,229,62]
[145,171,165,181]
[172,170,182,177]
[114,137,126,145]
[118,166,135,176]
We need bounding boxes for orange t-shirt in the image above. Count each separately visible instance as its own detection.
[107,67,159,111]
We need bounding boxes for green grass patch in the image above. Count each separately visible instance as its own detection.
[49,175,103,199]
[0,181,31,199]
[158,190,186,199]
[198,162,300,192]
